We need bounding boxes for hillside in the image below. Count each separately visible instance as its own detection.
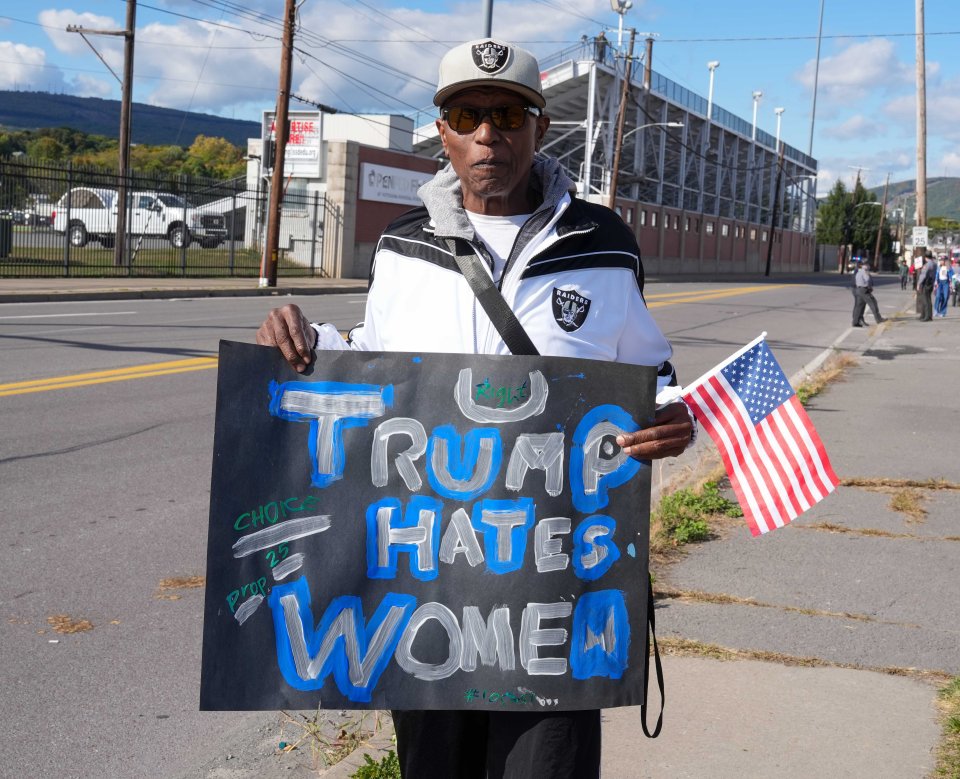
[0,91,260,148]
[878,177,960,223]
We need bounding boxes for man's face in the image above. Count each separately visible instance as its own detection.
[436,87,550,216]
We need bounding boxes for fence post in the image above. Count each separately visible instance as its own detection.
[310,191,319,275]
[227,182,236,275]
[64,161,73,277]
[180,174,188,276]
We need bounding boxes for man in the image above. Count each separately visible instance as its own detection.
[257,38,693,779]
[851,260,884,327]
[898,258,909,290]
[916,252,938,321]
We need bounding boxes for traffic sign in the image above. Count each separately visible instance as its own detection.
[912,226,929,248]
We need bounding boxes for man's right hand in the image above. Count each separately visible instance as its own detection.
[256,304,315,373]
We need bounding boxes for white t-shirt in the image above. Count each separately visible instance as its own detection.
[465,210,531,283]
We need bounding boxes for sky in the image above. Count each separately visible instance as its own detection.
[1,0,957,196]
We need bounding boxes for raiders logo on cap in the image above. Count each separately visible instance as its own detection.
[552,288,591,332]
[471,41,509,74]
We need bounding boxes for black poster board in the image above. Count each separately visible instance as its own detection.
[200,341,656,712]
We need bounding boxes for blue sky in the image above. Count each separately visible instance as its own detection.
[1,0,956,195]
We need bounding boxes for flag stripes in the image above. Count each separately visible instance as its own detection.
[683,372,838,536]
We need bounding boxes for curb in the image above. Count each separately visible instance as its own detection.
[0,283,368,304]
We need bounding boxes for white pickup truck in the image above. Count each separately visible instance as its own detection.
[52,187,228,249]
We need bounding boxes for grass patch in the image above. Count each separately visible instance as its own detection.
[47,614,94,634]
[888,488,928,522]
[841,477,960,491]
[651,480,742,553]
[794,353,858,406]
[652,585,915,625]
[935,677,960,778]
[659,636,953,684]
[278,709,386,771]
[352,750,401,779]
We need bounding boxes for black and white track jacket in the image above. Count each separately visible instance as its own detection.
[313,154,683,401]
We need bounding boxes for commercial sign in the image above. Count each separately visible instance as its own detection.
[359,162,434,206]
[262,111,324,178]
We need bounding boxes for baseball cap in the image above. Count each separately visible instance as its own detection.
[434,38,545,109]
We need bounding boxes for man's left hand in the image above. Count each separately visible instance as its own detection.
[616,402,692,460]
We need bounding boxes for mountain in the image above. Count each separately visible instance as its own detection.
[877,177,960,223]
[0,91,260,148]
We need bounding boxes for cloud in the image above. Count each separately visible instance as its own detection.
[821,114,883,141]
[38,9,122,58]
[69,74,114,98]
[0,41,67,92]
[113,0,603,119]
[937,151,960,177]
[795,38,912,104]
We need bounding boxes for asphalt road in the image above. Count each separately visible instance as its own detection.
[0,275,899,778]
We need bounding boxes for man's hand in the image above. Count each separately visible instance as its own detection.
[256,304,315,373]
[615,402,692,460]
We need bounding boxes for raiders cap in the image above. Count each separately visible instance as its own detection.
[433,38,545,109]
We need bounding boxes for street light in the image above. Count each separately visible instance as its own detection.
[610,0,633,49]
[751,90,762,140]
[706,61,720,121]
[774,106,785,150]
[622,120,684,142]
[608,122,683,209]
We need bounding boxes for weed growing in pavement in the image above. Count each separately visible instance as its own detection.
[278,709,385,770]
[935,677,960,778]
[888,488,928,522]
[651,481,742,552]
[351,750,401,779]
[794,353,858,406]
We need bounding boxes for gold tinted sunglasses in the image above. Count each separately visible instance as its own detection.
[442,105,541,133]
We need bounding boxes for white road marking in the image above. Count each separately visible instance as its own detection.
[0,311,136,320]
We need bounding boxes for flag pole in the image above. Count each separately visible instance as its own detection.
[681,332,767,397]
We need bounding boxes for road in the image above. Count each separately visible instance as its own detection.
[0,275,898,778]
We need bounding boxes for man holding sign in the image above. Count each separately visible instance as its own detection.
[257,38,693,779]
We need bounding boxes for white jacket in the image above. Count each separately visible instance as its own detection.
[314,155,680,397]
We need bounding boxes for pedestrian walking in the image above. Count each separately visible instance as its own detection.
[951,259,960,307]
[852,260,884,327]
[898,258,909,290]
[934,257,951,317]
[257,37,694,779]
[916,253,938,322]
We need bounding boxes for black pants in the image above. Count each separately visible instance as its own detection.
[918,285,934,321]
[391,709,602,779]
[852,287,881,325]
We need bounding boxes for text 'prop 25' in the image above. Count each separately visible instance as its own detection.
[200,341,656,712]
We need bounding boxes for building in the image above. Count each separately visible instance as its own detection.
[248,38,817,279]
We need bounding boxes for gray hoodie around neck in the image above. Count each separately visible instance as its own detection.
[417,153,577,242]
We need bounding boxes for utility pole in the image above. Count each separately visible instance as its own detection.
[115,0,136,268]
[260,0,297,288]
[608,28,636,211]
[764,143,785,277]
[66,0,136,268]
[482,0,493,36]
[642,35,653,90]
[873,172,890,265]
[915,0,927,237]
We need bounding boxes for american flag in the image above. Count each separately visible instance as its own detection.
[681,335,839,536]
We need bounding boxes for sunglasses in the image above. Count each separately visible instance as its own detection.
[441,104,541,133]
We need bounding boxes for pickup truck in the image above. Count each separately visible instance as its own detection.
[52,187,228,249]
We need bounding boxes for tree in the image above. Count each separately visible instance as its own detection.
[181,135,245,180]
[816,180,848,245]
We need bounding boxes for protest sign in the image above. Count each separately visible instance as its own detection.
[200,341,656,712]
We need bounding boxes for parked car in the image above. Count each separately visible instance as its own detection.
[52,187,228,248]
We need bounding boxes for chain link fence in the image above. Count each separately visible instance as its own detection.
[0,156,339,278]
